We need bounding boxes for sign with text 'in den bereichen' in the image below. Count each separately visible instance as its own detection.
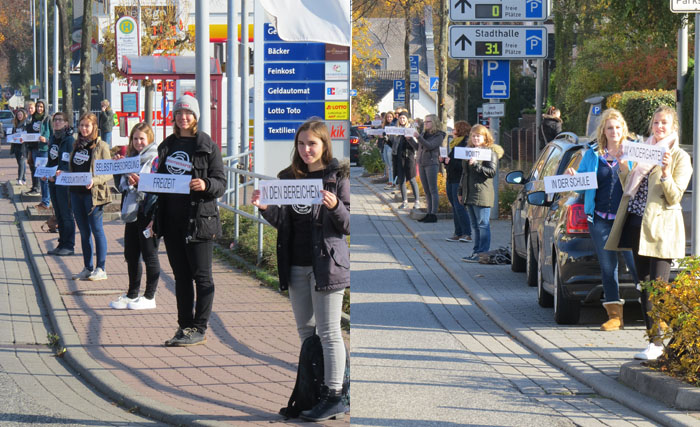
[450,0,548,21]
[449,26,547,59]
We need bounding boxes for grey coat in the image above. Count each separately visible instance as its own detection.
[410,130,445,166]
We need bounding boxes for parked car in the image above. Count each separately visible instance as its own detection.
[0,110,14,144]
[512,140,692,325]
[350,126,366,164]
[506,133,591,287]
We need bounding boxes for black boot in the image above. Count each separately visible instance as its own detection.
[423,214,437,223]
[299,386,345,422]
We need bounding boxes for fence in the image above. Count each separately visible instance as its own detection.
[501,123,538,172]
[219,150,273,265]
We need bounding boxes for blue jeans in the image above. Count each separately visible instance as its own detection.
[382,144,393,183]
[589,215,637,302]
[13,148,26,181]
[446,182,471,237]
[102,131,112,145]
[71,192,107,271]
[467,204,491,254]
[34,150,50,206]
[49,182,75,251]
[419,164,440,214]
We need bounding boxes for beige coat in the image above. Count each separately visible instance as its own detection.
[69,137,113,207]
[604,145,691,259]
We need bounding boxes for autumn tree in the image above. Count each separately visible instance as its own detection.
[0,2,32,89]
[351,16,381,123]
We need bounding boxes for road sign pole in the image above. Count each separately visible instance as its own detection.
[490,98,500,220]
[535,58,543,158]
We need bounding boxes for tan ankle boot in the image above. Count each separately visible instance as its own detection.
[601,301,624,331]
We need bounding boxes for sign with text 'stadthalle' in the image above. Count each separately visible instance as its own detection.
[449,26,547,59]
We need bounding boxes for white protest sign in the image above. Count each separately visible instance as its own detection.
[384,126,404,136]
[7,134,21,144]
[34,166,58,178]
[5,127,13,135]
[34,157,48,168]
[371,120,382,127]
[439,146,448,157]
[20,133,40,142]
[544,172,598,194]
[138,173,191,194]
[94,156,141,175]
[364,128,384,136]
[622,141,665,166]
[56,172,92,186]
[403,127,416,137]
[258,179,324,205]
[453,147,493,161]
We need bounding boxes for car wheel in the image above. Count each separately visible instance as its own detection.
[511,226,526,272]
[553,260,580,324]
[525,233,537,287]
[537,254,554,308]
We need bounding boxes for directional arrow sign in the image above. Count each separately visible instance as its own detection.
[448,26,547,59]
[450,0,548,22]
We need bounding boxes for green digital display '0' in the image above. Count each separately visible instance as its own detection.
[475,4,502,18]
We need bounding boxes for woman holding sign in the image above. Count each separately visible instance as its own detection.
[378,111,395,189]
[109,123,161,310]
[65,113,112,281]
[410,114,446,223]
[393,111,420,210]
[251,119,349,422]
[458,124,504,262]
[153,95,225,347]
[441,120,472,242]
[10,108,28,186]
[565,109,637,331]
[606,105,691,360]
[45,112,75,256]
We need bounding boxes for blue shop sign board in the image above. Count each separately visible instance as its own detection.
[264,43,326,61]
[264,82,326,101]
[264,102,325,121]
[265,121,305,140]
[264,62,325,81]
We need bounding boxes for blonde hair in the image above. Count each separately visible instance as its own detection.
[424,114,443,134]
[127,122,155,156]
[468,124,494,148]
[595,109,628,155]
[648,105,679,137]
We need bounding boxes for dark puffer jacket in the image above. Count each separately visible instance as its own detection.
[261,159,350,292]
[153,131,226,242]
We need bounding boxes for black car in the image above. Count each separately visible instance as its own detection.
[506,133,591,287]
[350,126,366,164]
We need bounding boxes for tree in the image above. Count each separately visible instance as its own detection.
[55,0,74,124]
[79,0,93,115]
[435,0,448,128]
[0,1,32,89]
[351,16,381,123]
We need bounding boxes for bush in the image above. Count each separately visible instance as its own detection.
[219,206,278,275]
[646,257,700,385]
[359,142,385,174]
[498,185,519,218]
[415,172,452,213]
[606,90,675,137]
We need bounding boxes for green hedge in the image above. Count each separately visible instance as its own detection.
[606,90,676,137]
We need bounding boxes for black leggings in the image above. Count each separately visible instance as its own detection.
[630,224,671,331]
[124,221,161,300]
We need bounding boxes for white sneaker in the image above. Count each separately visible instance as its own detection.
[109,294,135,310]
[398,202,408,209]
[88,267,108,281]
[634,343,664,360]
[413,201,422,210]
[72,268,92,280]
[127,296,156,310]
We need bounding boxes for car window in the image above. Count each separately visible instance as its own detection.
[565,150,584,172]
[541,146,565,178]
[0,112,13,120]
[530,145,561,181]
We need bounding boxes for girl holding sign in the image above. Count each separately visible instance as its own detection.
[45,112,75,256]
[606,105,691,361]
[251,119,349,422]
[458,124,504,262]
[410,114,446,223]
[393,111,420,210]
[565,109,637,331]
[109,123,161,310]
[153,95,225,347]
[441,120,472,242]
[10,108,28,186]
[378,111,395,189]
[65,113,113,281]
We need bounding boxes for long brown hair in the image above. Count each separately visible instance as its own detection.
[468,124,494,148]
[290,119,333,178]
[13,109,27,127]
[173,115,198,137]
[127,122,155,156]
[454,120,471,138]
[78,113,99,141]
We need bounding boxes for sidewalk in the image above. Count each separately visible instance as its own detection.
[0,146,348,426]
[357,171,700,426]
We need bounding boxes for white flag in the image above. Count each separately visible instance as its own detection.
[260,0,351,46]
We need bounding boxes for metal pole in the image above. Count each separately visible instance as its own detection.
[43,0,48,102]
[677,18,688,138]
[692,13,700,256]
[52,1,58,113]
[241,0,250,160]
[534,59,543,158]
[227,0,240,240]
[137,1,141,120]
[32,0,37,89]
[195,0,211,134]
[490,99,500,220]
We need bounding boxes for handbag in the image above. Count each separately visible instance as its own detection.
[41,215,58,233]
[120,188,141,223]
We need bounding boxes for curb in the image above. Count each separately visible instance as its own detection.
[358,174,700,426]
[7,181,231,427]
[620,362,700,410]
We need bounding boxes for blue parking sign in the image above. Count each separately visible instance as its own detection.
[393,79,405,102]
[526,0,543,18]
[482,60,509,100]
[525,30,544,56]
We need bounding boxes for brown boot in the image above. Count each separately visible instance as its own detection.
[601,301,624,331]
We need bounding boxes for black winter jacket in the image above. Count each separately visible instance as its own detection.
[261,159,350,292]
[153,131,226,242]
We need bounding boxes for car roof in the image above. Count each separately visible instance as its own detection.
[548,132,593,152]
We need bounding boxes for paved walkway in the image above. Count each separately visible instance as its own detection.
[354,168,700,426]
[0,145,348,426]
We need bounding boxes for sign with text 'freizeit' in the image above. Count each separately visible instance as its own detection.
[544,172,598,194]
[259,179,323,205]
[138,173,191,194]
[453,147,493,161]
[94,156,141,175]
[622,141,666,166]
[56,172,92,186]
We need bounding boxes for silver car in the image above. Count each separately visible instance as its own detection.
[0,110,15,144]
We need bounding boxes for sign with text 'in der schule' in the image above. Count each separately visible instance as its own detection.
[544,172,598,194]
[258,179,324,206]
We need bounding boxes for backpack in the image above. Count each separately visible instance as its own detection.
[280,334,350,419]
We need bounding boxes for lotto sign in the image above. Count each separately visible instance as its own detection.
[258,179,324,205]
[544,172,598,194]
[325,102,349,121]
[115,16,139,70]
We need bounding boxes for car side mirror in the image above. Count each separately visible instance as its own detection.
[506,171,525,185]
[527,191,550,206]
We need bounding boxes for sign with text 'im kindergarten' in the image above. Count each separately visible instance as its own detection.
[622,141,666,166]
[544,172,598,194]
[258,179,324,205]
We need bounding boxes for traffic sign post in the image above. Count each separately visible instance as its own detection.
[449,26,547,59]
[393,79,406,103]
[482,103,505,118]
[450,0,548,21]
[482,60,510,99]
[409,55,419,76]
[410,81,419,100]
